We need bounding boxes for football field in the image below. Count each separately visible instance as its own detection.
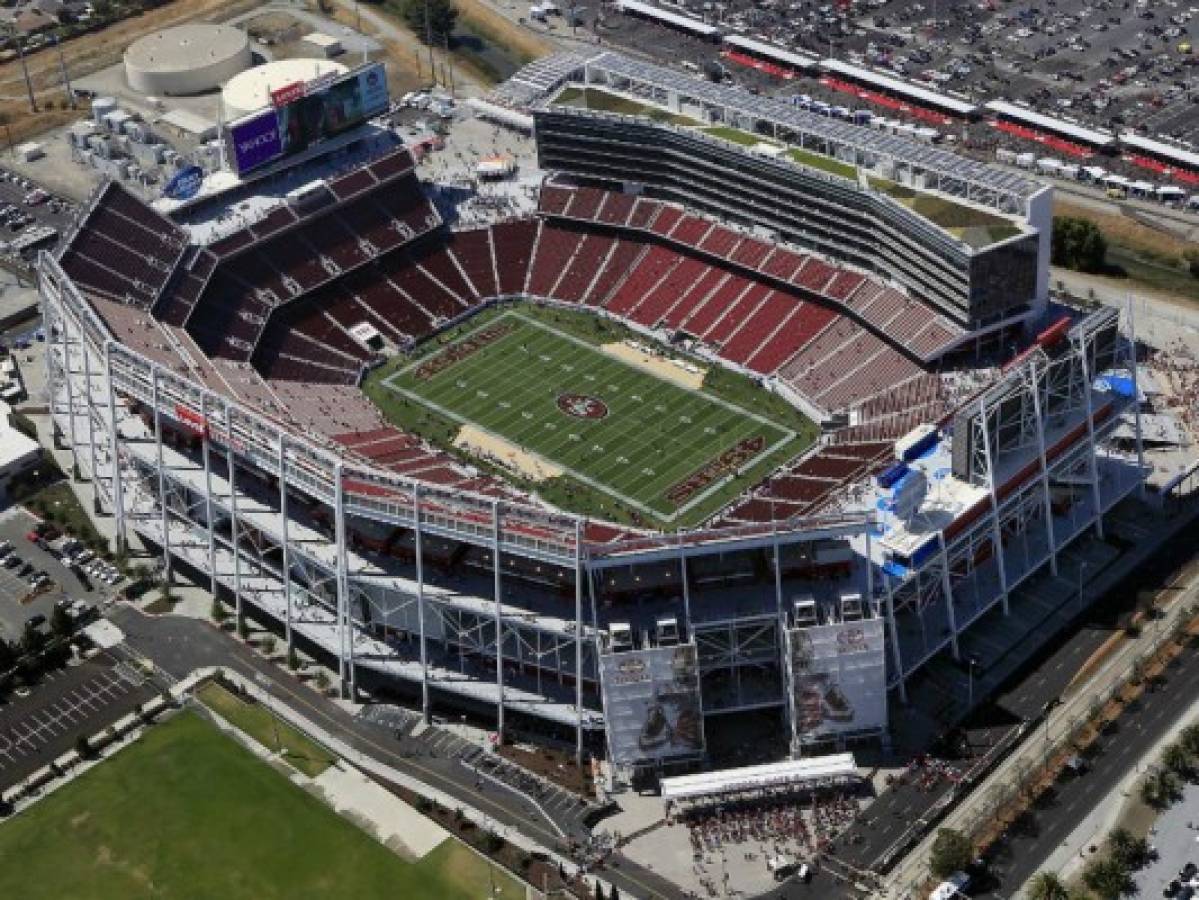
[379,310,809,523]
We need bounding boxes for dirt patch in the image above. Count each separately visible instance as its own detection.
[601,342,706,390]
[454,423,563,482]
[453,0,553,64]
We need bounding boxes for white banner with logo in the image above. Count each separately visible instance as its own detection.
[786,618,886,742]
[599,643,704,766]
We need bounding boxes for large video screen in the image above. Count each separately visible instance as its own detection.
[599,644,704,766]
[787,618,886,743]
[226,62,390,176]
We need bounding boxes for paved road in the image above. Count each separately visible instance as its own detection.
[110,606,687,900]
[974,633,1199,899]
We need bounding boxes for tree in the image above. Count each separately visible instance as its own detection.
[49,604,72,639]
[19,623,45,658]
[1163,742,1193,779]
[397,0,458,45]
[211,599,227,623]
[1083,855,1130,899]
[74,734,91,759]
[1179,723,1199,757]
[287,647,299,670]
[929,828,973,879]
[1051,217,1107,273]
[1107,827,1147,870]
[1028,871,1070,900]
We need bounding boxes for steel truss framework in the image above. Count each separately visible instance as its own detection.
[39,251,876,758]
[39,247,1146,751]
[883,307,1145,702]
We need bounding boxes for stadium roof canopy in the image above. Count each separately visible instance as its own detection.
[661,753,858,803]
[984,100,1115,148]
[724,34,820,70]
[819,58,977,117]
[584,52,1041,201]
[1118,132,1199,170]
[614,0,721,37]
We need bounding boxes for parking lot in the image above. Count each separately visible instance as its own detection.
[0,652,158,792]
[0,507,119,643]
[0,166,75,260]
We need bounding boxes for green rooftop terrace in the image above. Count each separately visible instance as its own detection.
[700,126,859,180]
[869,177,1023,248]
[552,87,699,125]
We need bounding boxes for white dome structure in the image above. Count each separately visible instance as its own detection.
[221,59,349,120]
[124,23,252,96]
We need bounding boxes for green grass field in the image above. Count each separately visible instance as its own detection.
[366,306,814,527]
[197,681,336,777]
[0,711,525,900]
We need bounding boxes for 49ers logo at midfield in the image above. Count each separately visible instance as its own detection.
[556,393,609,420]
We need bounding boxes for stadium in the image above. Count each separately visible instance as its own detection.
[38,55,1149,777]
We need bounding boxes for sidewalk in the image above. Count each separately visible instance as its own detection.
[884,510,1199,900]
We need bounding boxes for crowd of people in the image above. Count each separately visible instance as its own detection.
[680,787,862,859]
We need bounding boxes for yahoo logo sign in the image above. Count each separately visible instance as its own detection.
[229,112,283,174]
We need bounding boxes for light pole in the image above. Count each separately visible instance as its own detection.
[966,654,980,710]
[1077,560,1088,608]
[255,672,282,757]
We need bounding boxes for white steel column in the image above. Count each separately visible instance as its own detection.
[60,310,78,471]
[864,527,875,606]
[151,366,171,583]
[103,342,126,553]
[574,518,584,765]
[492,501,505,743]
[938,531,959,659]
[414,485,430,722]
[226,407,242,628]
[1126,297,1147,499]
[80,328,98,486]
[978,397,1010,615]
[201,394,217,593]
[1076,334,1105,539]
[883,572,907,704]
[1028,357,1058,576]
[333,462,351,694]
[278,433,292,655]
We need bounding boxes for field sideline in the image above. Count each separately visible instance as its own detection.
[369,305,816,527]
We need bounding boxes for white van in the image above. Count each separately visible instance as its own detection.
[930,871,971,900]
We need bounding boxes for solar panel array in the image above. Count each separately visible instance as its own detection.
[590,53,1040,200]
[491,52,593,107]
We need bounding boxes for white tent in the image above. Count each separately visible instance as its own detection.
[661,753,858,805]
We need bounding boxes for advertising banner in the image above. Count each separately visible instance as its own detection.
[599,643,704,766]
[356,61,390,118]
[271,80,306,108]
[228,111,284,174]
[787,618,886,743]
[225,64,390,177]
[161,164,204,201]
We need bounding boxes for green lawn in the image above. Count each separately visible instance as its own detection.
[701,126,857,179]
[197,681,336,778]
[0,712,525,900]
[553,86,698,125]
[869,176,1022,247]
[365,306,814,527]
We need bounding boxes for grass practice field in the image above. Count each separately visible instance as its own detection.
[368,306,815,527]
[0,711,524,900]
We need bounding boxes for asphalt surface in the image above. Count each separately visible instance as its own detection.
[824,519,1199,892]
[0,650,158,792]
[974,632,1199,899]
